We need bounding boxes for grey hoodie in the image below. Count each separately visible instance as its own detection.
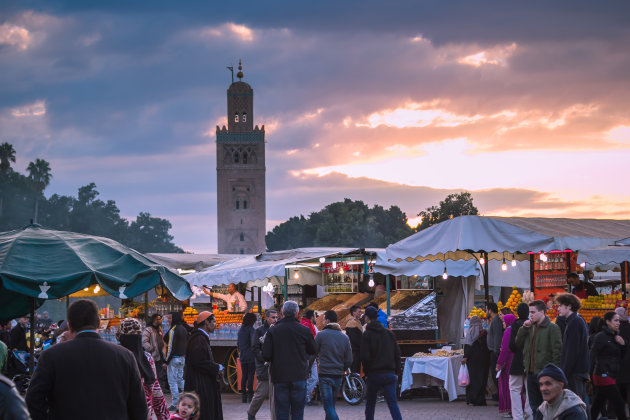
[315,323,353,377]
[536,389,587,420]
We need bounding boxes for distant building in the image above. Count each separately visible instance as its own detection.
[216,61,266,254]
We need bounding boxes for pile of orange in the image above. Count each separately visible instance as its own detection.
[498,287,522,313]
[183,306,198,325]
[214,312,245,324]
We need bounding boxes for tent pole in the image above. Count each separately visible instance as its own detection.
[386,274,391,316]
[29,297,35,373]
[529,254,536,293]
[483,252,489,304]
[283,268,288,303]
[622,261,628,300]
[258,286,262,314]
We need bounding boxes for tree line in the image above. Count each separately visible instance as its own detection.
[0,142,182,253]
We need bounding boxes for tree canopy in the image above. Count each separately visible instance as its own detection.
[0,144,182,253]
[416,192,479,231]
[265,198,414,251]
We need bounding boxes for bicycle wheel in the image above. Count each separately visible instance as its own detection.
[341,373,366,405]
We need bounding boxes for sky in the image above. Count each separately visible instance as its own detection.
[2,1,630,253]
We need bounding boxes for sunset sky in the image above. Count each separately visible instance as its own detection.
[2,1,630,252]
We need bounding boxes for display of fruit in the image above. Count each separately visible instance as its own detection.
[468,306,487,319]
[214,312,245,324]
[581,293,622,309]
[498,287,523,313]
[183,306,198,325]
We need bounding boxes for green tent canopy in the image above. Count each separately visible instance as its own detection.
[0,224,192,319]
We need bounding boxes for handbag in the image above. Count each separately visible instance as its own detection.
[458,364,470,386]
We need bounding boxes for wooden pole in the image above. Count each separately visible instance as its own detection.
[529,254,536,293]
[257,286,262,314]
[621,261,628,300]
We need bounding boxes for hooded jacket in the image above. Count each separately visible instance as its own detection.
[515,316,562,375]
[360,320,401,375]
[590,326,625,379]
[315,323,352,377]
[164,313,188,362]
[535,389,587,420]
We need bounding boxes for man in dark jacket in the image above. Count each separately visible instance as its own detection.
[262,301,315,420]
[361,306,402,420]
[535,363,587,420]
[9,317,28,352]
[0,373,31,420]
[25,299,148,420]
[509,303,533,420]
[164,311,188,410]
[315,310,352,420]
[247,309,278,420]
[556,293,589,404]
[345,305,363,374]
[184,311,224,420]
[486,302,503,401]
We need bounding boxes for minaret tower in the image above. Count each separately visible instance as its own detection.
[216,61,266,254]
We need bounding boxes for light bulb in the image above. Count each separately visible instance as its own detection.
[501,259,508,271]
[580,262,586,268]
[319,257,325,263]
[293,271,299,280]
[84,287,89,291]
[368,279,375,288]
[442,268,448,280]
[479,257,485,265]
[540,252,547,262]
[94,285,101,293]
[511,259,517,267]
[339,267,344,275]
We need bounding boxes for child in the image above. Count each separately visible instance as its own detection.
[169,392,200,420]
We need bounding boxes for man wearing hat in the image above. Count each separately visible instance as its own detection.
[184,311,224,420]
[536,363,587,420]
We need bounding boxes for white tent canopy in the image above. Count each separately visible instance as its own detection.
[184,247,363,288]
[577,245,630,267]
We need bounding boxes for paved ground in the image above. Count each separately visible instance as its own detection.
[168,393,504,420]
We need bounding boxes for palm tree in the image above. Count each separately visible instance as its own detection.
[0,142,16,172]
[27,158,52,223]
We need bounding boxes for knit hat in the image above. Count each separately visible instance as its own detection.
[364,306,378,320]
[117,317,143,341]
[537,363,567,384]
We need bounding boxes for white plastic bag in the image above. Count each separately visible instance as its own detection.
[458,364,470,386]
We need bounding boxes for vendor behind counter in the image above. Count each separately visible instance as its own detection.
[202,283,247,312]
[567,272,598,299]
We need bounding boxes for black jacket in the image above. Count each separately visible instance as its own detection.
[262,316,315,383]
[252,321,270,381]
[560,312,590,378]
[9,324,27,352]
[590,326,625,379]
[25,332,148,420]
[345,318,362,354]
[164,321,188,362]
[184,328,223,420]
[0,374,31,420]
[509,318,526,375]
[360,320,401,375]
[237,325,255,364]
[618,320,630,384]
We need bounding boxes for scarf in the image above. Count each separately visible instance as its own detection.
[119,333,156,384]
[503,314,516,328]
[464,316,483,346]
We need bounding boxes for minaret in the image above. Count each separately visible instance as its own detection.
[216,61,266,254]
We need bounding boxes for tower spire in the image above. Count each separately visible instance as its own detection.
[237,59,244,80]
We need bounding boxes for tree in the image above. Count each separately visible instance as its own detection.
[27,158,52,223]
[265,199,415,251]
[126,212,183,253]
[416,192,479,231]
[0,142,16,173]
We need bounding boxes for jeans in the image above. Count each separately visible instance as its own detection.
[509,374,532,420]
[566,373,588,407]
[248,379,270,416]
[167,356,185,405]
[241,361,255,396]
[526,373,543,417]
[319,376,343,420]
[155,359,169,393]
[306,361,318,402]
[365,372,402,420]
[274,380,306,420]
[591,384,627,420]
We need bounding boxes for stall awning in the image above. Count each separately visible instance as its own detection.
[577,245,630,267]
[146,253,242,271]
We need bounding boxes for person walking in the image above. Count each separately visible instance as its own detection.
[118,317,170,420]
[164,311,188,411]
[238,313,257,404]
[535,363,587,420]
[487,302,504,401]
[497,313,516,417]
[515,300,563,417]
[462,315,490,406]
[615,306,630,416]
[345,305,363,374]
[9,317,28,352]
[361,305,402,420]
[25,299,148,420]
[556,293,589,404]
[509,303,533,420]
[143,313,168,393]
[300,309,318,406]
[263,301,316,420]
[589,311,627,420]
[315,310,352,420]
[0,373,31,420]
[184,311,224,420]
[247,309,278,420]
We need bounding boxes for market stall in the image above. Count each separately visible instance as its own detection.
[400,349,465,401]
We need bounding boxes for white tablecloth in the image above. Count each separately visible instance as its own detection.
[400,355,465,401]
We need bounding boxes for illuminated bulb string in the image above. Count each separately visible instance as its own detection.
[501,258,508,271]
[442,267,448,280]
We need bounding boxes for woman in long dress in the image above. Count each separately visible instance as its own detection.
[462,316,490,406]
[496,314,516,417]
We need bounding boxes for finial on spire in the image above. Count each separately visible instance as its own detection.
[237,59,244,80]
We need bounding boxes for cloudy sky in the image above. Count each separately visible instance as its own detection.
[2,1,630,253]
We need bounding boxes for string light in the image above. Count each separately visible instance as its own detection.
[501,258,508,271]
[442,267,448,280]
[368,275,375,288]
[479,256,485,265]
[293,271,299,280]
[339,267,344,275]
[511,254,517,267]
[580,262,586,268]
[94,285,101,293]
[540,252,548,262]
[319,257,325,263]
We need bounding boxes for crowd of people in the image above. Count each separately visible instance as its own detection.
[462,294,630,420]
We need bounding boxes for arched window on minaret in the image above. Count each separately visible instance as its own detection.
[234,113,239,123]
[242,112,247,122]
[233,151,239,163]
[240,233,244,241]
[235,200,240,210]
[240,248,244,254]
[243,200,248,209]
[242,152,248,164]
